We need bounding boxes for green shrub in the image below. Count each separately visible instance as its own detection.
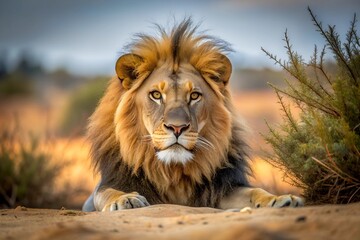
[0,125,64,208]
[59,76,108,136]
[0,73,34,97]
[262,8,360,204]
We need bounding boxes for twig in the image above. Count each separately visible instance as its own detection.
[308,7,358,86]
[275,90,298,131]
[349,187,360,203]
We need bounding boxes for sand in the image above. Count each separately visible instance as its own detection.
[1,203,360,240]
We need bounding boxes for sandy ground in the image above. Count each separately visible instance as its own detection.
[1,203,360,240]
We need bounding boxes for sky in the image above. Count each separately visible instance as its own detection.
[0,0,359,75]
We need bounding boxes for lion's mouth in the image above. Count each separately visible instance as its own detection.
[154,142,191,152]
[168,143,190,151]
[155,143,194,164]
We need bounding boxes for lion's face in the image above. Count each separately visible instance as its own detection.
[135,63,214,164]
[113,41,232,171]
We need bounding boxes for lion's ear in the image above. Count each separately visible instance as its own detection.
[219,54,232,85]
[115,54,144,90]
[201,54,232,86]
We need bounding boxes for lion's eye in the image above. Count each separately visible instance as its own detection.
[190,92,201,101]
[150,91,162,100]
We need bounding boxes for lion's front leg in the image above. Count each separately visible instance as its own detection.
[94,188,150,212]
[219,187,304,210]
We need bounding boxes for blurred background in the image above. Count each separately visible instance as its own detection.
[0,0,358,209]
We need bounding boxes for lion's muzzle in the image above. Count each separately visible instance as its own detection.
[152,103,198,164]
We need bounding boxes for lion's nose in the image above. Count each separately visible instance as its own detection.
[164,124,190,138]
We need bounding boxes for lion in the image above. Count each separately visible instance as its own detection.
[82,19,304,212]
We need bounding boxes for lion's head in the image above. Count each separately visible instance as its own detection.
[89,19,248,203]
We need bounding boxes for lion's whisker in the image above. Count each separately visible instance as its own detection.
[196,137,215,150]
[195,141,211,151]
[141,135,153,142]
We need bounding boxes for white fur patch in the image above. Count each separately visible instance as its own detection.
[156,147,193,165]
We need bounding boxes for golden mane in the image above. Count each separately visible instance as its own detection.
[88,19,249,205]
[125,18,232,90]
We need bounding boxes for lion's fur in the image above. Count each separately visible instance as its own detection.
[87,19,250,207]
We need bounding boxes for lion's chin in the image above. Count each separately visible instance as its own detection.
[155,145,193,165]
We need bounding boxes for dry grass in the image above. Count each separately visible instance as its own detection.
[0,98,97,209]
[48,137,98,207]
[233,90,302,195]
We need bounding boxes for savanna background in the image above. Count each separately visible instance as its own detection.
[0,0,358,210]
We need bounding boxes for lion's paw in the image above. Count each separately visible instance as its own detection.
[102,192,150,212]
[252,189,304,208]
[264,194,304,208]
